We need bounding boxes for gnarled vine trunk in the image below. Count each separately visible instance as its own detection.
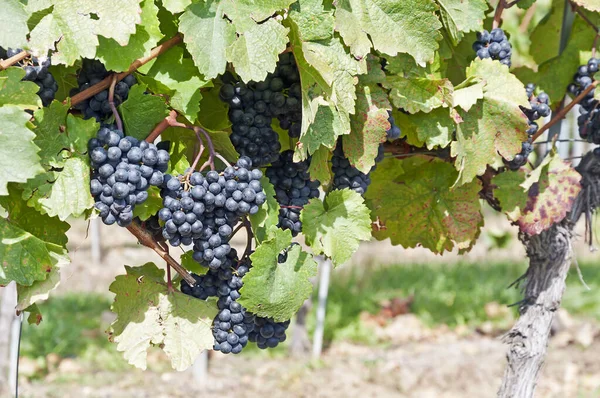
[498,152,600,397]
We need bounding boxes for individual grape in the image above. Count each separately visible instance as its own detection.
[88,125,169,226]
[473,28,512,67]
[386,111,401,140]
[72,59,137,121]
[568,58,600,143]
[0,47,57,106]
[265,150,320,236]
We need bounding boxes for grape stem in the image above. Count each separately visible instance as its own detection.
[0,50,29,70]
[187,131,205,177]
[493,0,522,29]
[242,219,253,259]
[108,74,123,132]
[531,80,599,142]
[280,205,304,210]
[126,222,196,286]
[70,35,183,107]
[569,2,599,34]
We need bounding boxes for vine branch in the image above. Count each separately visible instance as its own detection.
[0,50,28,70]
[570,1,599,33]
[108,74,123,132]
[70,35,183,107]
[127,222,196,286]
[531,80,599,142]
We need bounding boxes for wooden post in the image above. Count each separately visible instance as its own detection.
[0,283,18,397]
[312,257,331,360]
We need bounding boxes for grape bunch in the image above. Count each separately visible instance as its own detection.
[219,79,282,167]
[270,52,302,138]
[506,84,550,170]
[568,58,600,143]
[248,317,290,349]
[265,150,320,236]
[158,157,266,257]
[331,139,384,195]
[72,59,136,121]
[88,126,169,226]
[473,28,512,67]
[0,47,57,106]
[386,110,401,140]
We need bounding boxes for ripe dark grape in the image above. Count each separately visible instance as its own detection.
[506,84,550,170]
[472,28,512,67]
[89,126,169,226]
[248,317,290,349]
[331,138,384,195]
[386,111,401,140]
[0,47,57,106]
[72,59,136,121]
[265,150,320,236]
[568,58,600,143]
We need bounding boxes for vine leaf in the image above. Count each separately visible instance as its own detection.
[250,177,280,244]
[0,68,42,110]
[366,157,483,254]
[119,84,168,140]
[527,0,566,65]
[239,228,318,322]
[108,263,217,371]
[343,60,390,173]
[96,0,163,72]
[301,190,372,266]
[493,151,582,235]
[16,253,69,311]
[0,186,69,286]
[227,19,289,83]
[0,0,29,50]
[222,0,297,24]
[572,0,600,12]
[451,59,530,185]
[180,250,207,275]
[162,0,192,13]
[137,46,210,123]
[0,106,44,195]
[333,0,442,65]
[436,0,488,46]
[179,0,236,80]
[308,145,332,187]
[453,80,484,112]
[133,186,163,221]
[384,75,454,114]
[395,108,454,149]
[28,0,144,66]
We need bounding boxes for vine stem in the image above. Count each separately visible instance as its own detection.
[493,0,523,29]
[0,50,28,70]
[531,80,599,142]
[126,222,196,286]
[570,1,599,34]
[70,35,182,107]
[145,110,179,143]
[242,219,253,259]
[108,75,123,132]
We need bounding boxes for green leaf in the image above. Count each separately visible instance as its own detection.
[179,0,236,79]
[108,263,217,371]
[0,186,70,286]
[528,0,565,65]
[223,0,296,24]
[396,107,454,149]
[301,190,371,266]
[26,305,43,325]
[451,59,529,185]
[366,156,483,254]
[48,64,79,102]
[385,74,453,114]
[96,0,164,72]
[453,80,484,112]
[162,0,192,13]
[333,0,442,65]
[16,253,68,311]
[180,251,207,276]
[0,106,44,195]
[308,145,332,186]
[343,84,389,173]
[436,0,488,46]
[196,84,230,131]
[226,19,289,83]
[493,151,582,235]
[133,186,162,221]
[119,84,168,140]
[28,0,144,65]
[141,45,210,123]
[250,177,280,244]
[239,229,317,321]
[37,157,94,220]
[0,0,29,50]
[0,68,42,110]
[289,0,334,42]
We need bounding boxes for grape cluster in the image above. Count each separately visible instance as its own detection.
[88,126,169,226]
[248,317,290,349]
[331,139,384,195]
[506,84,550,170]
[270,52,302,138]
[386,110,401,140]
[265,150,320,236]
[568,58,600,143]
[72,59,136,121]
[158,157,266,257]
[0,48,57,106]
[473,28,512,67]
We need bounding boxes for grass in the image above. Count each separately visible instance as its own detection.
[19,261,600,363]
